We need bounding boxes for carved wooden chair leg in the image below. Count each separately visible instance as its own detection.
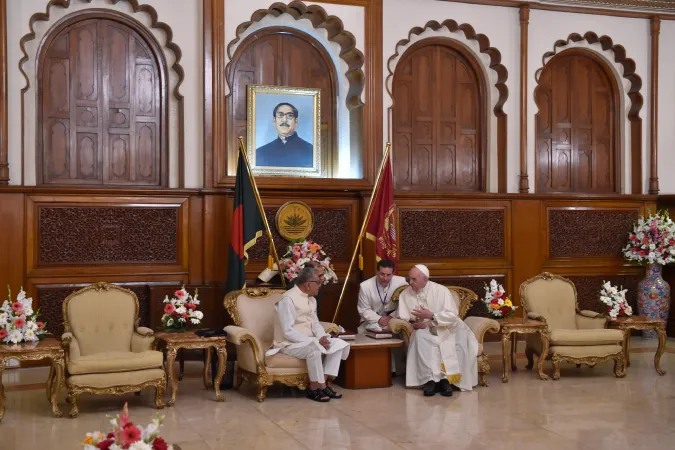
[69,392,80,418]
[614,354,626,378]
[257,385,268,403]
[525,346,535,370]
[46,365,55,403]
[155,382,166,409]
[552,356,561,381]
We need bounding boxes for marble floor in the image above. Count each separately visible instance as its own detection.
[1,337,674,450]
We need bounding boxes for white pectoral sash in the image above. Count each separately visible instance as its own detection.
[436,327,462,384]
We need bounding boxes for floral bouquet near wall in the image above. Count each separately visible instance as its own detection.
[0,286,48,344]
[483,279,517,318]
[622,210,675,265]
[161,286,203,332]
[82,402,174,450]
[279,240,338,284]
[599,281,633,319]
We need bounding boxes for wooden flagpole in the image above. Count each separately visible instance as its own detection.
[238,137,286,288]
[332,143,392,324]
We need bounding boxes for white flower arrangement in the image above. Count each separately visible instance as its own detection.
[279,240,338,284]
[623,210,675,266]
[0,286,48,344]
[599,281,633,319]
[483,279,517,318]
[161,286,202,331]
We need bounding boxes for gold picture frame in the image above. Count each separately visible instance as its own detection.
[247,84,321,177]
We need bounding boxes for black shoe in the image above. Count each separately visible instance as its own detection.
[307,388,330,402]
[423,380,436,396]
[323,385,342,399]
[438,379,454,397]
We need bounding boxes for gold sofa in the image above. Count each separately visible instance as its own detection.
[61,283,166,417]
[224,287,339,402]
[389,286,500,387]
[520,273,626,380]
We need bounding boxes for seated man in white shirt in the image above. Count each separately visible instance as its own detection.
[266,266,350,402]
[357,259,408,333]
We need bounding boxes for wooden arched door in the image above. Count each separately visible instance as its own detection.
[535,50,619,193]
[38,16,166,186]
[392,40,485,192]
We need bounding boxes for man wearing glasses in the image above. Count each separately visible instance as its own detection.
[266,266,350,402]
[256,102,314,168]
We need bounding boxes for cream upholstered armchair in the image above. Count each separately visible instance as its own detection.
[61,283,166,417]
[520,273,626,380]
[224,287,339,402]
[389,285,500,387]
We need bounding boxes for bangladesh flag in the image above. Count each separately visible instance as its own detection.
[226,151,265,293]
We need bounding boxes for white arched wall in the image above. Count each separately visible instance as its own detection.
[385,26,502,193]
[224,1,366,178]
[6,0,203,187]
[528,9,650,194]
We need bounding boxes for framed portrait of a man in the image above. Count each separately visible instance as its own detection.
[246,85,321,177]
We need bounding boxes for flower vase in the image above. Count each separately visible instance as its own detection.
[637,264,670,339]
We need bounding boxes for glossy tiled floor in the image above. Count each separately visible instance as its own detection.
[1,337,674,450]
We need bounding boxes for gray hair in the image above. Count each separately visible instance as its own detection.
[295,266,318,284]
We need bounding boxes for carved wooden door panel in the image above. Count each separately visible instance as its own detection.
[392,43,483,192]
[535,52,617,193]
[39,18,162,186]
[229,32,337,176]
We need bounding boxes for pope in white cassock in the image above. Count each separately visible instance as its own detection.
[266,266,350,402]
[357,259,408,333]
[397,264,479,396]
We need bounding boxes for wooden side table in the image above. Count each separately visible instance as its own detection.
[0,338,65,422]
[499,318,549,383]
[607,316,667,375]
[154,331,227,406]
[335,334,403,389]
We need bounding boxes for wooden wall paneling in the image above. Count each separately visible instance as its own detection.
[364,0,383,183]
[25,195,190,278]
[518,5,529,193]
[0,193,26,297]
[188,195,204,284]
[203,0,224,189]
[511,199,543,309]
[202,193,230,285]
[0,0,7,184]
[649,17,660,194]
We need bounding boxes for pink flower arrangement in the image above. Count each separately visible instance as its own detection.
[82,403,173,450]
[0,286,48,344]
[161,286,203,332]
[623,210,675,265]
[279,240,337,284]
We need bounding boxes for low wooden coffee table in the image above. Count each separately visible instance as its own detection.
[336,334,403,389]
[607,316,667,375]
[0,338,65,422]
[154,331,227,406]
[499,318,549,383]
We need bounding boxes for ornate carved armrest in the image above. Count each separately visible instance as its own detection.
[527,312,547,323]
[132,327,156,353]
[320,322,339,336]
[61,332,81,363]
[389,318,413,347]
[464,317,500,345]
[224,325,265,366]
[575,310,609,329]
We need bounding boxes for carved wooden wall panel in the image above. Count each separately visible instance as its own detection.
[37,206,178,265]
[399,209,504,259]
[566,275,640,313]
[535,51,619,193]
[547,208,638,258]
[392,41,484,192]
[228,29,337,177]
[38,18,164,186]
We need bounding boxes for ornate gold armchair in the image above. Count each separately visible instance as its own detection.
[389,285,500,387]
[520,273,626,380]
[61,283,166,417]
[224,288,339,402]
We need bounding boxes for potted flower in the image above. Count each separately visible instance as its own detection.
[161,286,203,332]
[483,279,517,319]
[599,281,633,320]
[0,286,48,344]
[279,240,337,285]
[622,210,674,337]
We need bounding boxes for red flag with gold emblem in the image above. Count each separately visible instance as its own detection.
[364,155,397,270]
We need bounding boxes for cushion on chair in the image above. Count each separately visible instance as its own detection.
[68,350,164,375]
[550,329,624,346]
[236,292,283,350]
[265,352,307,370]
[66,368,165,389]
[550,344,623,359]
[522,278,578,330]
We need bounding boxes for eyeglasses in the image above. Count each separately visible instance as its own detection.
[275,112,297,120]
[307,280,322,284]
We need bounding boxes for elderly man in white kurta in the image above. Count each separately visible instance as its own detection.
[266,266,350,402]
[397,264,479,396]
[357,259,408,333]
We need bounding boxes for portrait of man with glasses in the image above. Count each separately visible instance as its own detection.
[255,102,314,168]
